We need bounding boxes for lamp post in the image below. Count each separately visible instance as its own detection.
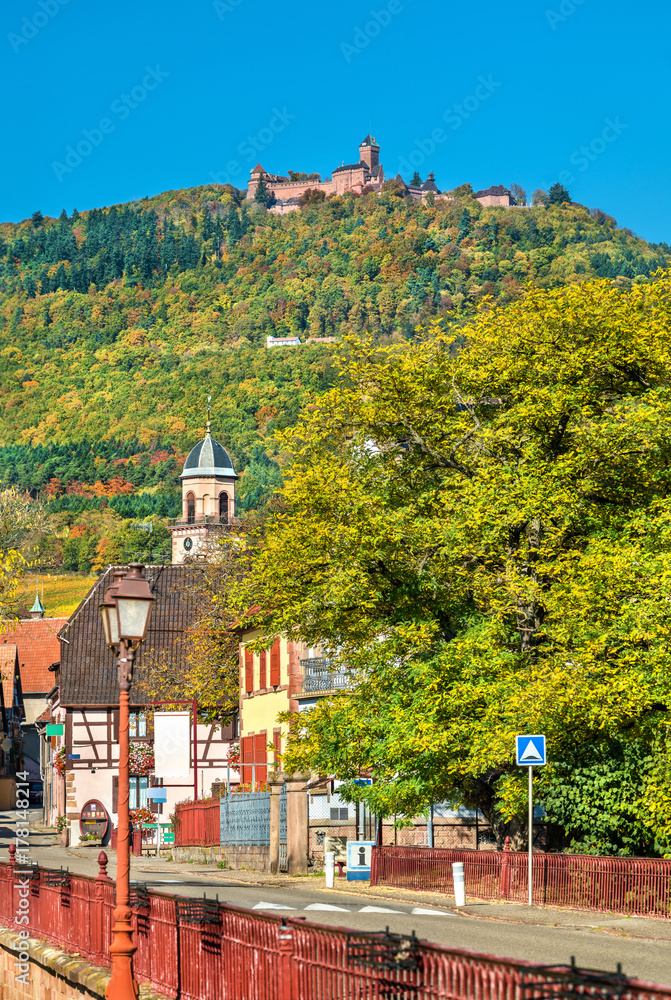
[100,564,154,1000]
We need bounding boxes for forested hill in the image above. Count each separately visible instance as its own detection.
[0,182,667,573]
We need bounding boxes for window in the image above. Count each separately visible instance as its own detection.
[219,491,229,523]
[330,807,349,821]
[186,494,195,525]
[129,712,147,739]
[129,776,149,811]
[259,650,267,689]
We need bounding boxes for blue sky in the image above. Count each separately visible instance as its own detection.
[2,0,669,243]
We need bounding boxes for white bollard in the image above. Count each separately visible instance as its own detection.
[452,861,466,907]
[325,851,335,889]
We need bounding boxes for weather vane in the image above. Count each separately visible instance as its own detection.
[206,393,212,433]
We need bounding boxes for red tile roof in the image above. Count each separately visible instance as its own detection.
[0,618,67,694]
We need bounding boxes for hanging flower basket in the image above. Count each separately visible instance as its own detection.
[130,807,154,826]
[129,742,154,775]
[228,743,240,769]
[52,747,66,776]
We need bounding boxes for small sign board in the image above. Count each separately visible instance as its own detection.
[79,800,110,839]
[346,840,375,881]
[46,724,64,736]
[515,734,547,766]
[147,787,167,802]
[68,754,81,760]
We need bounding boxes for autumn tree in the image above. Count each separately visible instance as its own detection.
[509,183,527,206]
[237,275,671,852]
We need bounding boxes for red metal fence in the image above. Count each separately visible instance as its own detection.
[371,845,671,918]
[1,853,670,1000]
[173,797,220,847]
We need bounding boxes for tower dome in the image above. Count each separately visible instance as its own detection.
[180,432,238,480]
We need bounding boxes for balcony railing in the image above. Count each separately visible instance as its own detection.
[295,657,351,697]
[169,514,229,527]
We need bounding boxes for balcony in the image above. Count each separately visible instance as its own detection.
[169,514,229,527]
[294,657,351,698]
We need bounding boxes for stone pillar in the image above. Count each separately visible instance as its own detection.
[268,771,284,875]
[285,772,309,875]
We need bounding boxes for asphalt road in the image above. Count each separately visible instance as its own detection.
[2,812,671,985]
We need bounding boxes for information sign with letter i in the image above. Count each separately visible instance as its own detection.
[515,734,547,908]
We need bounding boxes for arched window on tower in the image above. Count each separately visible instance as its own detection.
[219,492,229,524]
[186,493,195,525]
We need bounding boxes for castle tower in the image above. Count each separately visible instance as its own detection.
[359,134,380,171]
[169,427,238,564]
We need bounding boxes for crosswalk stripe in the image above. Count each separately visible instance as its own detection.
[304,903,351,911]
[252,902,297,910]
[411,907,455,916]
[359,905,405,914]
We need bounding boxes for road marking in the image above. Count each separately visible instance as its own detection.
[411,907,455,916]
[304,903,351,912]
[359,906,405,914]
[252,902,297,910]
[155,880,186,883]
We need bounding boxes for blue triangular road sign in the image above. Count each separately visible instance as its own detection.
[516,734,546,766]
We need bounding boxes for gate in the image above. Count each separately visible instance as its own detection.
[279,784,287,872]
[220,790,271,846]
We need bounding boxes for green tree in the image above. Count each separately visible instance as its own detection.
[254,174,271,207]
[547,182,570,206]
[238,275,671,849]
[410,172,422,187]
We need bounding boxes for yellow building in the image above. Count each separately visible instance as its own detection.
[238,632,343,785]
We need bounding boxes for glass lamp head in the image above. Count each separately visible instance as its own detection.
[114,563,155,643]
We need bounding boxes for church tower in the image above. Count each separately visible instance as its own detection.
[169,426,238,564]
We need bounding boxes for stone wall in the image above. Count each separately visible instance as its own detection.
[171,843,270,870]
[0,924,168,999]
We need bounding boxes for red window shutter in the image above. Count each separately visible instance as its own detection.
[244,649,253,693]
[259,650,267,690]
[270,639,280,687]
[254,733,268,784]
[241,735,253,785]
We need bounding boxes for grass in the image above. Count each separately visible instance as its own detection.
[15,572,98,617]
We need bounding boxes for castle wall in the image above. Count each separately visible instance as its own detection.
[476,193,513,207]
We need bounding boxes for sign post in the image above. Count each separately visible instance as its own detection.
[515,734,547,907]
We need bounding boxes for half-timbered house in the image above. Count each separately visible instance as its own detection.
[56,564,238,845]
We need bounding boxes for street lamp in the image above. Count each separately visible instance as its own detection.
[100,564,154,1000]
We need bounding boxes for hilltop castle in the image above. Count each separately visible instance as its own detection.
[246,134,514,213]
[246,134,387,210]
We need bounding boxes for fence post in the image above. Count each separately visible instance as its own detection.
[269,771,284,875]
[277,920,297,1000]
[92,850,111,963]
[285,772,309,875]
[500,836,512,899]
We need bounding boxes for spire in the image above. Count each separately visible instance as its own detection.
[206,393,212,434]
[30,587,45,620]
